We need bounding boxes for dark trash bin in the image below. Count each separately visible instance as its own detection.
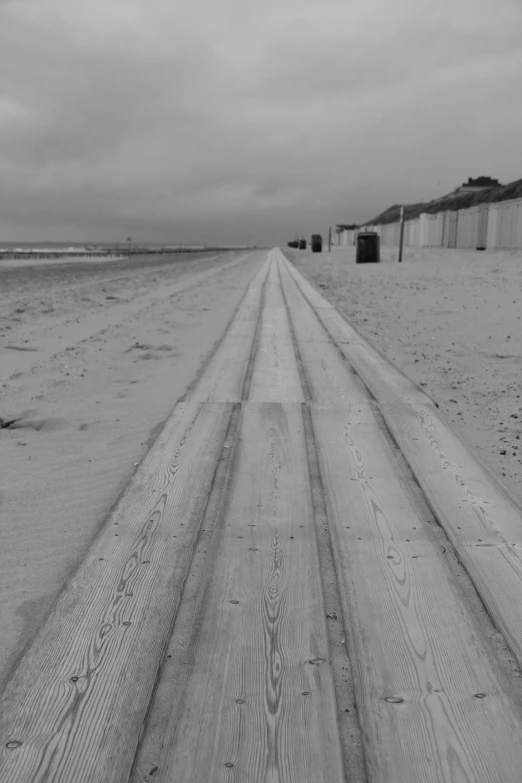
[356,232,380,263]
[311,234,322,253]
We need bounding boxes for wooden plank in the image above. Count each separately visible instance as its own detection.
[158,403,345,783]
[281,258,522,783]
[0,402,233,783]
[248,253,304,402]
[311,403,522,783]
[381,403,522,546]
[281,254,433,405]
[276,252,369,404]
[190,255,270,402]
[283,252,522,673]
[381,402,522,667]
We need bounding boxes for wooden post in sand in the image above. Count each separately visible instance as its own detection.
[398,207,405,263]
[328,226,332,252]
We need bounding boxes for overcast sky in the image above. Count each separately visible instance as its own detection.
[1,0,521,245]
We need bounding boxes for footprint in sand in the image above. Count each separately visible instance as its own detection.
[5,344,39,352]
[126,342,176,353]
[125,342,178,361]
[0,410,68,432]
[138,348,180,361]
[78,422,97,431]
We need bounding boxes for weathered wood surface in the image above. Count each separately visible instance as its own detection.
[282,253,434,405]
[283,253,522,673]
[279,249,522,781]
[5,244,522,783]
[248,255,304,402]
[190,258,270,402]
[276,251,368,405]
[158,403,345,783]
[0,402,234,782]
[382,402,522,668]
[311,404,522,782]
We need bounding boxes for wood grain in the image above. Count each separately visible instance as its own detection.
[312,403,522,783]
[0,402,232,783]
[276,250,369,405]
[158,403,345,783]
[284,254,522,673]
[6,244,522,783]
[248,253,304,402]
[190,255,270,402]
[281,254,433,405]
[280,253,522,780]
[382,401,522,668]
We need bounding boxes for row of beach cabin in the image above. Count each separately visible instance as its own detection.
[338,195,522,251]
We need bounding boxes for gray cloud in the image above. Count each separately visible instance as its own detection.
[1,0,521,244]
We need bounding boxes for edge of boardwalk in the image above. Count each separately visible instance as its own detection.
[0,254,269,783]
[281,249,522,670]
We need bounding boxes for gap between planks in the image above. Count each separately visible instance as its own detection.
[157,403,346,783]
[0,253,270,783]
[0,403,233,783]
[278,247,522,782]
[281,251,522,674]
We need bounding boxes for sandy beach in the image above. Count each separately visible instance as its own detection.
[2,243,521,698]
[3,245,521,690]
[290,245,522,503]
[3,246,522,780]
[0,249,261,687]
[0,254,125,268]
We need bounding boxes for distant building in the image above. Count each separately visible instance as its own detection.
[336,223,358,232]
[453,176,502,196]
[429,176,502,205]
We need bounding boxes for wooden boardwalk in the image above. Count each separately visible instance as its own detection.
[3,249,522,782]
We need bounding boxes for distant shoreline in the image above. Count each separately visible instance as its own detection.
[0,246,252,270]
[0,246,252,267]
[0,245,249,256]
[0,246,204,257]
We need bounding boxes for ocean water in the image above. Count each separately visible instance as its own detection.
[0,241,206,253]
